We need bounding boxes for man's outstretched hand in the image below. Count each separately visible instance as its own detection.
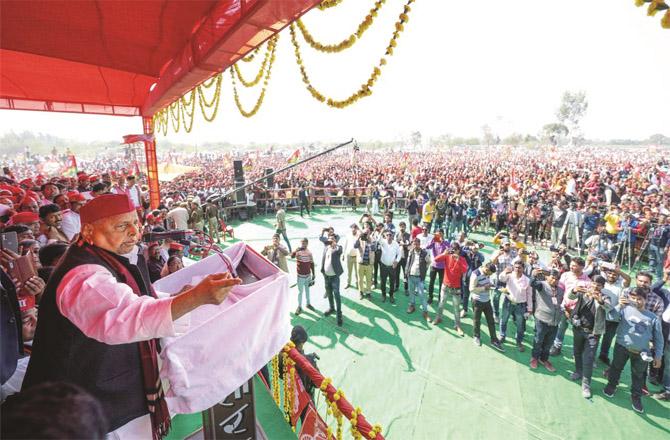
[171,272,242,321]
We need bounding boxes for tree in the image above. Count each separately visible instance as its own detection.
[541,123,569,146]
[410,131,422,149]
[556,91,588,146]
[481,125,495,147]
[647,133,670,145]
[503,133,523,146]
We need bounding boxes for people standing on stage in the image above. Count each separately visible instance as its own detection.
[262,234,289,273]
[292,238,316,315]
[321,234,343,327]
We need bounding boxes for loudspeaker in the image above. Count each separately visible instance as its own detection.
[235,180,245,204]
[265,168,274,187]
[233,160,244,181]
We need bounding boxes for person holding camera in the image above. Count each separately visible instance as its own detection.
[342,224,360,290]
[603,287,665,413]
[395,221,411,295]
[261,234,289,273]
[567,276,613,398]
[530,269,562,372]
[469,263,505,351]
[378,230,401,303]
[354,232,376,300]
[275,203,292,253]
[550,257,590,356]
[432,242,469,336]
[321,234,343,327]
[598,263,631,365]
[498,261,533,351]
[491,239,516,323]
[291,238,316,315]
[426,232,448,304]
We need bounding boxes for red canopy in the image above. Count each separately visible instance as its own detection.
[0,0,320,116]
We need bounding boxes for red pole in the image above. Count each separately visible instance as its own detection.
[142,117,161,209]
[286,347,384,440]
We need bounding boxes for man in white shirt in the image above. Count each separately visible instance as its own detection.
[23,194,241,439]
[125,175,142,210]
[60,193,86,241]
[378,230,401,303]
[498,261,533,352]
[166,203,189,230]
[342,224,360,289]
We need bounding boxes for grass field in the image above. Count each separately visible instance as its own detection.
[169,207,670,440]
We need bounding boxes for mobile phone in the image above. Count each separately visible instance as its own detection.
[0,231,19,254]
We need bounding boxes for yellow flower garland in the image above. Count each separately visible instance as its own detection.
[317,0,345,10]
[296,0,387,53]
[232,36,277,87]
[180,90,197,133]
[241,46,260,62]
[196,73,223,122]
[289,0,415,109]
[635,0,670,28]
[271,355,281,406]
[231,34,278,117]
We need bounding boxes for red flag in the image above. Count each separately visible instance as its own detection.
[62,154,78,178]
[298,403,333,440]
[291,373,311,427]
[122,133,154,144]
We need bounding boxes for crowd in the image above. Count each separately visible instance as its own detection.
[1,144,669,436]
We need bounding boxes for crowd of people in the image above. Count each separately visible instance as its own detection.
[1,144,669,436]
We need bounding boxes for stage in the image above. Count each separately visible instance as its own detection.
[169,208,670,440]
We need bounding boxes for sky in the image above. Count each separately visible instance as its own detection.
[1,0,669,147]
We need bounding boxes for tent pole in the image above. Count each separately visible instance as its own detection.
[142,117,161,209]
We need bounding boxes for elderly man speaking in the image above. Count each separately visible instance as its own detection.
[23,194,241,439]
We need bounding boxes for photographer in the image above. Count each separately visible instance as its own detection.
[498,261,533,352]
[604,287,664,414]
[469,263,504,351]
[648,215,670,280]
[426,232,448,304]
[261,234,289,273]
[461,240,485,318]
[530,269,562,372]
[491,239,516,322]
[568,276,613,398]
[378,230,401,303]
[320,233,343,327]
[550,257,590,356]
[291,238,316,315]
[394,221,411,295]
[405,237,431,320]
[354,231,376,299]
[432,242,469,336]
[598,262,631,365]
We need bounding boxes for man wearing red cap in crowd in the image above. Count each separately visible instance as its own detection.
[10,212,41,239]
[18,197,39,214]
[23,194,242,439]
[61,193,86,241]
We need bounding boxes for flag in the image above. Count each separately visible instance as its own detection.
[290,373,312,427]
[122,133,154,144]
[401,152,410,167]
[298,403,333,440]
[507,170,520,196]
[288,149,300,164]
[243,158,253,172]
[62,154,78,178]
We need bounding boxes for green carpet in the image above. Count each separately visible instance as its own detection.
[171,207,669,440]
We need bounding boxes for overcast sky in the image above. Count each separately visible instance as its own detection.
[1,0,668,146]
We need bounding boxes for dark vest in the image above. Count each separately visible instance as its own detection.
[23,244,154,431]
[405,249,428,279]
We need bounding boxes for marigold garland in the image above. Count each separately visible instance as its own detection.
[241,46,260,62]
[180,90,197,133]
[231,35,278,117]
[288,0,415,109]
[296,0,387,53]
[635,0,670,28]
[317,0,344,10]
[232,36,277,87]
[196,73,223,122]
[271,355,281,406]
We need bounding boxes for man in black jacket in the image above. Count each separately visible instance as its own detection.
[405,238,431,320]
[321,232,344,326]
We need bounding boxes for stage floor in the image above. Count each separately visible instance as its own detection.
[169,208,670,440]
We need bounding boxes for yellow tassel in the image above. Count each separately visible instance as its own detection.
[648,0,666,16]
[663,9,670,27]
[635,0,645,6]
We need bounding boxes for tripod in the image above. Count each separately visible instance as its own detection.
[632,224,655,271]
[615,227,633,268]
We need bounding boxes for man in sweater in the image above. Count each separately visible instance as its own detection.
[530,269,563,372]
[469,263,504,351]
[291,238,316,315]
[603,287,665,413]
[498,261,533,351]
[405,238,431,320]
[432,242,469,336]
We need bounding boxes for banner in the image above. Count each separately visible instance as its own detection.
[122,133,155,144]
[298,403,332,440]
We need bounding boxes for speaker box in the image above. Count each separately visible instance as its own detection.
[235,180,245,204]
[265,168,274,187]
[233,160,244,181]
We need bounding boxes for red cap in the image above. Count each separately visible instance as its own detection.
[78,174,89,182]
[80,194,135,225]
[169,242,184,251]
[69,193,86,203]
[19,179,34,187]
[11,211,40,224]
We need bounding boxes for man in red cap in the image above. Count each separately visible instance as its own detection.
[10,212,40,238]
[61,193,86,241]
[23,194,241,439]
